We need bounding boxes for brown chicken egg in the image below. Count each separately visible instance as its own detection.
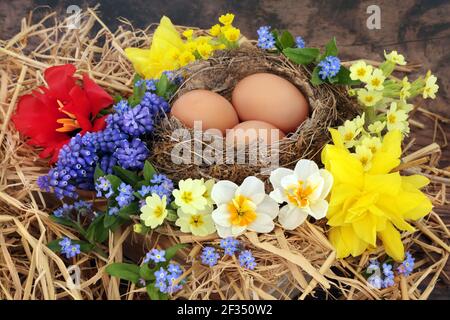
[226,120,285,145]
[171,89,239,134]
[231,73,309,133]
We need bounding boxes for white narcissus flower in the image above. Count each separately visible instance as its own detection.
[269,159,333,230]
[211,176,279,238]
[175,206,216,236]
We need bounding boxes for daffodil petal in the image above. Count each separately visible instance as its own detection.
[309,199,328,220]
[278,205,308,230]
[294,159,319,181]
[211,180,238,205]
[379,221,405,262]
[248,213,275,233]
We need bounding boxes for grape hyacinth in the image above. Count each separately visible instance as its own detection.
[113,100,131,114]
[143,248,166,264]
[238,250,256,270]
[114,138,149,170]
[120,104,154,137]
[200,247,220,267]
[140,92,170,116]
[59,237,81,259]
[295,36,305,48]
[257,26,275,49]
[317,56,341,80]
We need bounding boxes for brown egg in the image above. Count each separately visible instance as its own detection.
[171,89,239,134]
[232,73,309,133]
[226,120,285,145]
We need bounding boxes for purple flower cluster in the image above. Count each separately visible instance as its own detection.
[257,26,275,49]
[115,138,149,170]
[366,252,416,289]
[397,252,415,276]
[115,182,135,208]
[201,238,256,270]
[143,248,166,264]
[238,250,256,270]
[220,237,240,256]
[59,237,81,259]
[295,36,306,49]
[200,246,221,267]
[137,174,174,199]
[317,56,341,80]
[154,263,184,294]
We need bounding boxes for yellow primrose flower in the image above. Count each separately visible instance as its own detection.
[209,24,221,36]
[322,129,432,261]
[384,50,406,65]
[219,13,235,26]
[337,119,361,148]
[400,76,411,101]
[184,40,197,53]
[366,68,386,91]
[178,50,196,66]
[349,60,373,82]
[125,16,185,79]
[223,26,240,42]
[201,178,215,207]
[182,29,194,39]
[353,112,365,129]
[386,102,409,134]
[173,178,207,214]
[211,176,279,237]
[353,145,373,171]
[196,43,214,59]
[357,89,382,107]
[361,136,382,154]
[140,194,168,229]
[423,71,439,99]
[175,206,216,236]
[269,159,333,230]
[368,121,386,134]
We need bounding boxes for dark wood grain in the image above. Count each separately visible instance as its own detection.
[1,0,448,299]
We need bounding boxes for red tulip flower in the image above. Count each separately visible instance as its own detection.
[12,64,113,163]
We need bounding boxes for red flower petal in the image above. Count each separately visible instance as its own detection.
[44,64,77,102]
[82,74,113,117]
[92,115,108,132]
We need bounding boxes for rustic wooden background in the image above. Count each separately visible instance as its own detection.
[0,0,448,299]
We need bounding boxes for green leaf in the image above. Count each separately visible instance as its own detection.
[278,30,295,49]
[112,166,139,186]
[143,161,157,182]
[165,243,186,261]
[140,264,155,281]
[334,66,361,85]
[106,263,141,284]
[118,202,140,219]
[86,214,108,243]
[146,283,160,300]
[106,174,122,190]
[283,47,320,65]
[113,94,124,104]
[49,215,77,229]
[311,66,324,86]
[156,73,169,97]
[104,211,117,228]
[94,165,106,182]
[324,37,338,57]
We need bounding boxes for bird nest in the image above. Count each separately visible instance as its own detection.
[149,45,360,184]
[0,7,448,300]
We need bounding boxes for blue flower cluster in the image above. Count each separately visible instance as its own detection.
[95,177,114,198]
[53,200,92,218]
[138,174,174,199]
[317,56,341,80]
[38,80,171,200]
[201,238,256,270]
[154,263,184,294]
[295,36,305,48]
[116,182,135,208]
[257,26,275,49]
[143,248,166,264]
[397,252,414,276]
[200,246,221,267]
[382,263,395,288]
[59,237,81,259]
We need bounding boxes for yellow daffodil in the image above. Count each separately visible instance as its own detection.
[125,16,185,79]
[386,102,409,134]
[368,121,386,134]
[360,136,382,154]
[366,68,386,91]
[209,24,221,36]
[182,29,194,39]
[219,13,235,26]
[322,129,432,261]
[175,206,216,236]
[178,50,196,66]
[357,89,382,107]
[337,119,361,148]
[223,26,240,42]
[211,176,279,237]
[384,50,407,65]
[400,76,411,101]
[140,194,168,229]
[196,43,214,59]
[173,178,207,214]
[269,159,333,230]
[349,61,373,82]
[423,71,439,99]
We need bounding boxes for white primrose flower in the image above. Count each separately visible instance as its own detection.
[269,159,333,230]
[211,176,279,238]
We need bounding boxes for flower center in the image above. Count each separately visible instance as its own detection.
[388,113,397,123]
[371,78,381,86]
[357,68,366,77]
[227,194,257,227]
[344,131,354,141]
[365,96,374,103]
[153,206,164,218]
[56,100,81,133]
[181,191,193,204]
[189,214,204,227]
[285,181,314,208]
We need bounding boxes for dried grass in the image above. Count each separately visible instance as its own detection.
[0,7,448,300]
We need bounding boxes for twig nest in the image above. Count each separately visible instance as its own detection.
[149,46,360,184]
